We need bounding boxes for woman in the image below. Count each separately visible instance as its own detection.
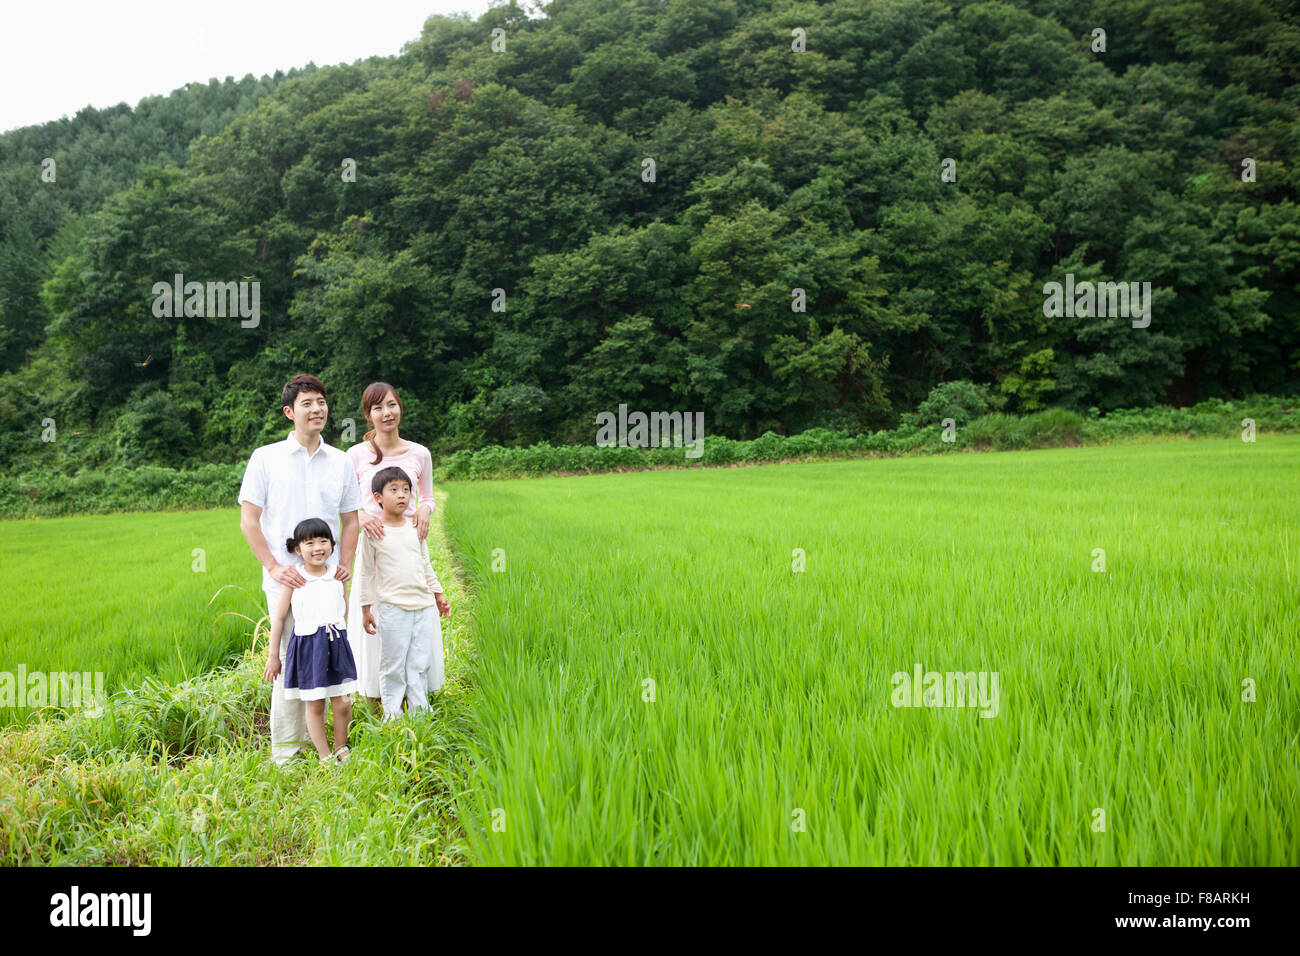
[345,382,438,705]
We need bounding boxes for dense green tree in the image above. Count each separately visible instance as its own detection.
[0,220,47,371]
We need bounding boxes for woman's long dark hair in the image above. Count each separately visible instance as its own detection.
[361,381,402,466]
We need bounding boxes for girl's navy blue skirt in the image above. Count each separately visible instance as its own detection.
[284,624,358,700]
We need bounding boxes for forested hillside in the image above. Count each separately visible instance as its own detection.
[0,69,310,363]
[2,0,1298,474]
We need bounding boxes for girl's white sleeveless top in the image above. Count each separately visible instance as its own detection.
[290,564,348,635]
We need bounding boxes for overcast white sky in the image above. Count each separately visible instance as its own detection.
[1,0,515,133]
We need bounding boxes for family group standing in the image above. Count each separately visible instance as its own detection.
[237,374,449,765]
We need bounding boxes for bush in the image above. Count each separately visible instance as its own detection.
[701,436,742,466]
[747,431,786,461]
[961,413,1029,450]
[1023,408,1085,445]
[903,380,1005,428]
[964,408,1086,449]
[0,463,245,518]
[112,390,199,467]
[0,474,18,512]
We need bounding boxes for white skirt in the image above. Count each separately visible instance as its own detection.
[347,541,442,699]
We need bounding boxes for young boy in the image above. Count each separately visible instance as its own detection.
[358,466,450,719]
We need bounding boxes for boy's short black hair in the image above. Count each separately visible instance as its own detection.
[284,517,335,556]
[372,466,412,495]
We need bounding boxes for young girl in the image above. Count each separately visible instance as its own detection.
[263,518,357,764]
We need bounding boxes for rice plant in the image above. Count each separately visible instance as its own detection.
[445,436,1300,865]
[0,509,262,725]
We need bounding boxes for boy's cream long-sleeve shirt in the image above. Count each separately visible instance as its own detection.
[357,523,443,611]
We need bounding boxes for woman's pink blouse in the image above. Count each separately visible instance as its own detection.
[346,440,435,519]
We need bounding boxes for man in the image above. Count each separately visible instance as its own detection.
[238,374,362,764]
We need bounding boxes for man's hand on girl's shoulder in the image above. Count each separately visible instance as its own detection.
[270,563,306,589]
[334,565,351,584]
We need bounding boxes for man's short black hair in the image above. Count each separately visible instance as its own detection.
[282,373,327,409]
[372,466,412,494]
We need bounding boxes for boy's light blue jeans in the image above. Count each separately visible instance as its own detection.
[375,602,435,719]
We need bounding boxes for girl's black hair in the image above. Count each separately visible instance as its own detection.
[284,517,336,556]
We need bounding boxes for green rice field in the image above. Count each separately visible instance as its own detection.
[445,437,1299,865]
[1,436,1296,864]
[0,510,262,725]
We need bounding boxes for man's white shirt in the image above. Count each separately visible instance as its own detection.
[238,431,363,589]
